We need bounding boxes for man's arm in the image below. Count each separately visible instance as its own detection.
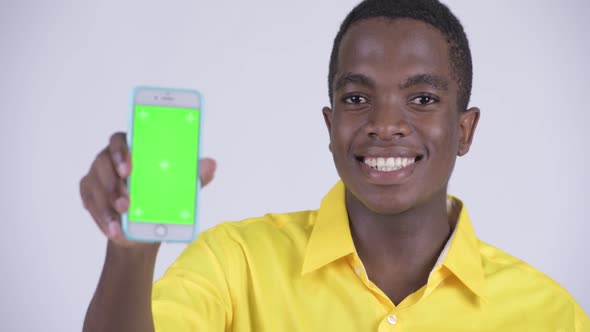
[83,243,159,332]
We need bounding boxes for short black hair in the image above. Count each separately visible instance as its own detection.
[328,0,473,111]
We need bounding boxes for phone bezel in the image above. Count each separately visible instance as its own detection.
[122,86,203,243]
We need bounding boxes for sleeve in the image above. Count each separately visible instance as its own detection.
[151,226,235,332]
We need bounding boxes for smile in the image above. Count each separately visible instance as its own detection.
[362,157,416,172]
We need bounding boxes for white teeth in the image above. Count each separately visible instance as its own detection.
[363,157,416,172]
[368,159,377,168]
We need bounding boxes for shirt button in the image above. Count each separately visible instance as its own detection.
[387,315,398,325]
[355,266,362,276]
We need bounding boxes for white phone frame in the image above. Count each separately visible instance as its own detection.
[122,86,202,243]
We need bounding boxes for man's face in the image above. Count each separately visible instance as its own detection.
[323,18,479,214]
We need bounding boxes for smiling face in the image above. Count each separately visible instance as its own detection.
[323,18,479,215]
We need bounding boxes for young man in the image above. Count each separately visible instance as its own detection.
[80,0,589,331]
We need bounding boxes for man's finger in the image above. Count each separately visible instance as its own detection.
[82,172,120,238]
[112,179,130,214]
[108,132,132,178]
[199,158,217,187]
[95,149,118,194]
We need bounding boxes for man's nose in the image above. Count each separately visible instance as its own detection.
[365,101,412,140]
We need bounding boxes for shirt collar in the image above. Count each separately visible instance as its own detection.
[301,181,487,301]
[438,197,488,301]
[301,181,355,275]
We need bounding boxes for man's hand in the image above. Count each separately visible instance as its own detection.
[81,132,217,332]
[79,132,217,247]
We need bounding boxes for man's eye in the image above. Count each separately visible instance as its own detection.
[410,96,438,105]
[343,95,368,104]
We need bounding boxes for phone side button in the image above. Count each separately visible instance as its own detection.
[154,224,168,238]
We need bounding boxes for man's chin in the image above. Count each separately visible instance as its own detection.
[346,187,417,216]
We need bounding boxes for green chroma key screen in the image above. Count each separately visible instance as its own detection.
[128,104,200,225]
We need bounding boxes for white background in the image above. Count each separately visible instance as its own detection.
[1,0,588,330]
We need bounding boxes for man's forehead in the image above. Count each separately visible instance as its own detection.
[339,17,449,57]
[336,17,452,78]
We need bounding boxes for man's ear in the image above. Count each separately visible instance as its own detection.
[322,106,333,152]
[457,107,480,156]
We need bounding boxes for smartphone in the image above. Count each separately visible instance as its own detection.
[122,86,203,242]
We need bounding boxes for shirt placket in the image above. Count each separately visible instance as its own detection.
[347,254,452,331]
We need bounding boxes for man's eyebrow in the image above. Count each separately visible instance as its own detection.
[399,74,449,91]
[334,73,376,91]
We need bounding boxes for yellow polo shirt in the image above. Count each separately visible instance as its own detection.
[152,181,589,331]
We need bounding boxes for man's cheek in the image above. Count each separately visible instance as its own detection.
[427,124,455,149]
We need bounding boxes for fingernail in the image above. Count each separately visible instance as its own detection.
[117,163,128,175]
[112,151,122,164]
[115,197,128,212]
[108,223,119,237]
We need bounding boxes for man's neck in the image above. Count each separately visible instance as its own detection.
[346,190,452,304]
